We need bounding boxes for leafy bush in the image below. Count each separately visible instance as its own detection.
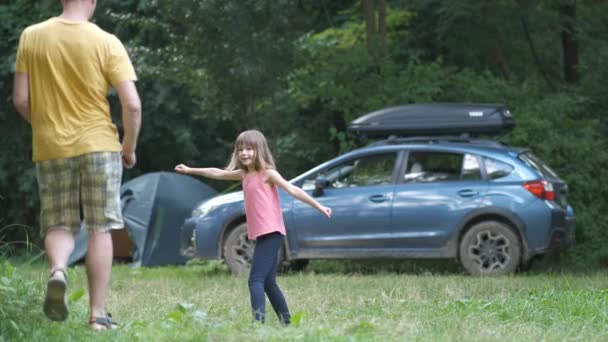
[0,259,39,339]
[508,94,608,266]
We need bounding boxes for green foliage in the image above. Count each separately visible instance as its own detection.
[400,0,562,83]
[507,94,608,264]
[1,0,608,265]
[0,259,37,339]
[290,310,304,327]
[269,7,453,168]
[285,7,448,122]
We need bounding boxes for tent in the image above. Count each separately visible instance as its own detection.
[68,172,217,266]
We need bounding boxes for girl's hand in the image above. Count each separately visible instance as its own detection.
[174,164,190,174]
[320,205,332,218]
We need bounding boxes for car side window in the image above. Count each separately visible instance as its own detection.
[302,153,396,190]
[462,154,482,180]
[483,157,513,179]
[404,151,481,183]
[344,153,396,187]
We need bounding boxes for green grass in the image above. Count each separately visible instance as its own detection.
[1,258,608,341]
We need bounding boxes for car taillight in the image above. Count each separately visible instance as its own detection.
[523,180,555,201]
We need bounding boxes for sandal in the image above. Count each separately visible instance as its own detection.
[43,268,69,321]
[89,313,118,331]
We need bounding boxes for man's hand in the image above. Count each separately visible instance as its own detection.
[116,80,141,169]
[122,146,136,168]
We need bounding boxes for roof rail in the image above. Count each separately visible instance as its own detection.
[369,135,507,148]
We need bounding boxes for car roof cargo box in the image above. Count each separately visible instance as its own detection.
[348,103,515,138]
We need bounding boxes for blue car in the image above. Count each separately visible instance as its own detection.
[181,104,575,275]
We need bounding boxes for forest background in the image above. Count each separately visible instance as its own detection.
[1,0,607,267]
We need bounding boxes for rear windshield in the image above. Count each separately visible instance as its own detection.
[518,151,559,179]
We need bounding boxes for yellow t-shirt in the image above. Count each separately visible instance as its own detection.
[15,17,137,161]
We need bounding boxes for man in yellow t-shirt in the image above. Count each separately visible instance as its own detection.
[13,0,141,331]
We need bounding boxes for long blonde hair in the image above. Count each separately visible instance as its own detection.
[226,130,276,172]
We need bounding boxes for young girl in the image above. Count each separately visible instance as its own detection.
[175,130,331,325]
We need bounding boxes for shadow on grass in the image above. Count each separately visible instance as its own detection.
[304,259,464,275]
[298,249,605,276]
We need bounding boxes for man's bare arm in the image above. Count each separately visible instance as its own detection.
[13,72,30,123]
[115,80,141,168]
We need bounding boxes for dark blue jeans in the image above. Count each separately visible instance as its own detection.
[248,232,290,325]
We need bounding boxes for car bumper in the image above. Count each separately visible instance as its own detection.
[180,216,223,260]
[550,207,576,250]
[542,205,576,253]
[180,217,198,258]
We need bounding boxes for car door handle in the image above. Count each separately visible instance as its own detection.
[369,194,388,203]
[457,189,478,197]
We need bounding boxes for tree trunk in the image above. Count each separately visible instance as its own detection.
[361,0,387,57]
[560,1,579,83]
[492,40,512,80]
[518,0,556,91]
[377,0,387,56]
[362,0,375,49]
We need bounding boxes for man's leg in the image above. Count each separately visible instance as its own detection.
[86,231,113,320]
[43,227,74,321]
[37,157,80,321]
[44,227,75,275]
[81,152,123,330]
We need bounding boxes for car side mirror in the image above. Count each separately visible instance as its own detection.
[313,175,328,197]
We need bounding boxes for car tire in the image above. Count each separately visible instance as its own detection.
[459,221,521,275]
[223,223,255,276]
[223,223,287,276]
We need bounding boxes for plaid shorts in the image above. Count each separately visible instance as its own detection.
[36,152,124,237]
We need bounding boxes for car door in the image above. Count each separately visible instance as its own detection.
[290,152,398,253]
[391,150,488,249]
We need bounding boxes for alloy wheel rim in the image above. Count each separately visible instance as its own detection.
[468,229,511,272]
[229,230,255,271]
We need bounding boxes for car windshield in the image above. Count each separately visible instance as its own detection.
[301,153,396,190]
[518,151,559,179]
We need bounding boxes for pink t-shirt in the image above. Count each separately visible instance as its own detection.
[242,171,287,240]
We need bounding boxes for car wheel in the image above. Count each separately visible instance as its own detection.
[223,223,286,276]
[223,223,255,276]
[459,221,521,275]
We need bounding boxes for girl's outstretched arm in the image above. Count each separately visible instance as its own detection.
[266,169,332,218]
[175,164,243,180]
